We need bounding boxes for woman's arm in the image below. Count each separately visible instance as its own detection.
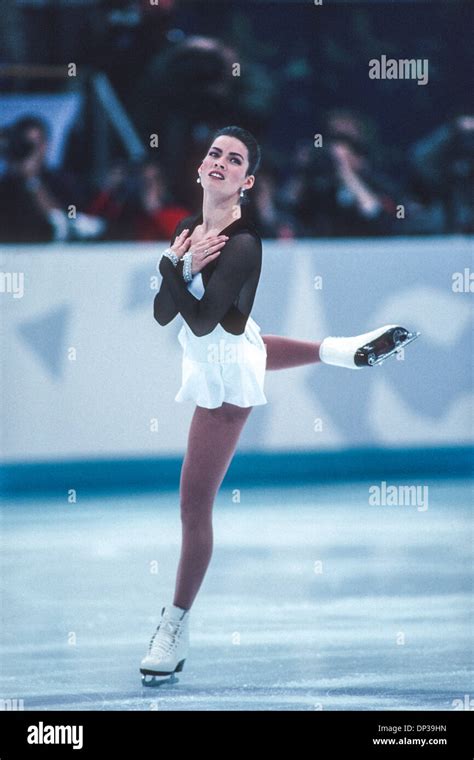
[153,221,187,326]
[158,231,261,337]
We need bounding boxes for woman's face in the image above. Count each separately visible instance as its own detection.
[198,135,255,202]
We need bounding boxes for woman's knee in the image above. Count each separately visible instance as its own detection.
[179,468,215,522]
[179,497,213,529]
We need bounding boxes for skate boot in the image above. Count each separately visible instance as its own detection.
[140,603,190,686]
[319,324,420,369]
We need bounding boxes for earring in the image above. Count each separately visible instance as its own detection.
[240,189,245,198]
[196,176,201,184]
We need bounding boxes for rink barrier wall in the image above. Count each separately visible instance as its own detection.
[2,236,473,480]
[1,445,472,497]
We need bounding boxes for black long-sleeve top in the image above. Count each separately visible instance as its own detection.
[154,207,262,337]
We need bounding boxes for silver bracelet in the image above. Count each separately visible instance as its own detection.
[182,251,193,282]
[158,247,179,270]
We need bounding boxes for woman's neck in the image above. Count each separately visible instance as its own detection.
[201,196,242,233]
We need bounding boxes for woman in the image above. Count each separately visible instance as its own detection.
[140,126,419,685]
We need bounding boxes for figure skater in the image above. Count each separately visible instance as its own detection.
[140,126,419,685]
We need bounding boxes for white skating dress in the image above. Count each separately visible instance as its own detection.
[175,272,268,409]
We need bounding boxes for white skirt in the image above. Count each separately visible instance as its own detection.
[175,316,268,409]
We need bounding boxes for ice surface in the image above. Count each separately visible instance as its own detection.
[0,479,471,711]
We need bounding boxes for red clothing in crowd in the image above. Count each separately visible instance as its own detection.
[86,190,191,240]
[133,205,191,241]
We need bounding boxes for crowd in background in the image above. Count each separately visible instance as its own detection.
[0,109,472,244]
[1,1,472,243]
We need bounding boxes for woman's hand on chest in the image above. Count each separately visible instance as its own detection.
[183,229,230,276]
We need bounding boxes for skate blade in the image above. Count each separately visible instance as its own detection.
[355,328,421,367]
[141,673,179,687]
[140,658,186,686]
[370,330,421,366]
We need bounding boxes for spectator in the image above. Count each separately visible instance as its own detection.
[88,159,191,241]
[85,159,130,238]
[126,160,191,240]
[247,163,296,239]
[281,110,405,237]
[409,114,474,234]
[0,115,99,243]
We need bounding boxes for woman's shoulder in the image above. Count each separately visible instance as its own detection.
[224,214,262,268]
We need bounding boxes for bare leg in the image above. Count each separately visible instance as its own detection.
[262,334,322,370]
[173,401,253,611]
[172,334,320,609]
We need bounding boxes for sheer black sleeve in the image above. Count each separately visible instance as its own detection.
[157,231,261,337]
[153,220,188,326]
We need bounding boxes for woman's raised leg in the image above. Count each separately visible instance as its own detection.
[262,334,322,370]
[173,401,253,611]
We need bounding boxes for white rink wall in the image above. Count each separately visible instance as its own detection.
[1,236,472,463]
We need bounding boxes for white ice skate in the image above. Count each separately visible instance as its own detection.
[140,604,190,686]
[319,324,420,369]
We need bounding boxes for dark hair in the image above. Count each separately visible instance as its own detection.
[207,125,261,205]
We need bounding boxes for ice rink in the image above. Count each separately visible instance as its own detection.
[0,478,471,711]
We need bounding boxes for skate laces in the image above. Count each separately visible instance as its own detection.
[148,618,183,657]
